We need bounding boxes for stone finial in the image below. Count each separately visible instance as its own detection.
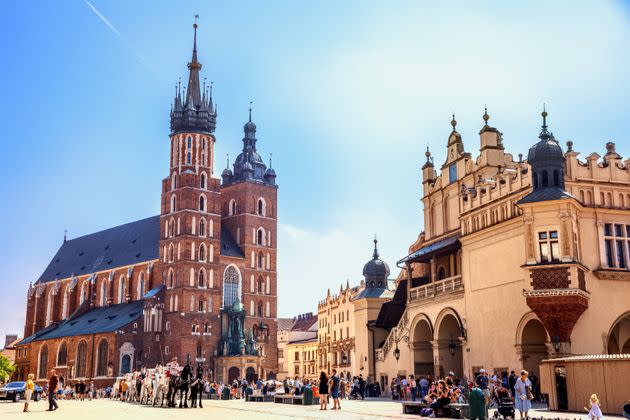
[566,140,573,152]
[605,141,616,154]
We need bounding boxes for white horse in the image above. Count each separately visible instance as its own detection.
[139,370,154,404]
[153,371,170,407]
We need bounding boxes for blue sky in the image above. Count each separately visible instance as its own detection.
[1,0,630,341]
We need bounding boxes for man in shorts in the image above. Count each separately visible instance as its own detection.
[329,369,341,410]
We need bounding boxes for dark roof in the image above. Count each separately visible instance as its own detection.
[353,287,394,300]
[372,276,426,331]
[397,234,461,265]
[291,314,318,332]
[220,227,245,258]
[143,285,164,299]
[19,301,144,344]
[37,216,245,284]
[37,216,160,284]
[277,318,294,331]
[517,187,574,205]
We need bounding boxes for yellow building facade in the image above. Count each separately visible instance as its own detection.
[374,110,630,391]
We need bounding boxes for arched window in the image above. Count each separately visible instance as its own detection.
[204,322,210,333]
[223,265,241,307]
[200,173,207,189]
[250,300,255,316]
[199,218,206,236]
[199,243,206,262]
[38,344,48,379]
[257,277,264,294]
[118,276,126,304]
[257,228,265,246]
[553,170,560,187]
[138,272,145,299]
[198,268,206,288]
[257,302,263,317]
[96,339,108,377]
[168,269,175,288]
[199,195,206,212]
[168,219,175,237]
[171,173,177,190]
[168,243,175,262]
[196,342,202,358]
[257,252,264,269]
[45,289,54,326]
[266,301,270,317]
[229,199,237,216]
[437,266,447,280]
[192,322,199,333]
[57,341,67,366]
[100,281,107,306]
[198,298,204,312]
[186,136,192,164]
[541,170,549,187]
[257,198,266,216]
[170,195,177,213]
[76,340,87,378]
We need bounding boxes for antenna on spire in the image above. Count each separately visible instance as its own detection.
[248,101,253,122]
[64,229,67,243]
[226,153,230,168]
[193,15,199,52]
[209,81,213,97]
[373,235,379,259]
[451,113,457,131]
[483,104,490,125]
[269,152,273,168]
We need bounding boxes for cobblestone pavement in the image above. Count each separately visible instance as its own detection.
[0,398,623,419]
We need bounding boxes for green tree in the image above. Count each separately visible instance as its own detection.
[0,354,16,383]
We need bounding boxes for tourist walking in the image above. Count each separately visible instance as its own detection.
[329,369,341,410]
[47,368,59,411]
[318,371,329,410]
[23,373,35,412]
[409,375,417,401]
[420,376,429,398]
[513,370,532,419]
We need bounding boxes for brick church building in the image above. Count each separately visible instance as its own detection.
[14,21,278,385]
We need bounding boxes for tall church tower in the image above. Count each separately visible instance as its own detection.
[159,20,222,364]
[219,106,279,381]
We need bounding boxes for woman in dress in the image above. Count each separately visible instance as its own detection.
[318,371,329,410]
[513,370,533,419]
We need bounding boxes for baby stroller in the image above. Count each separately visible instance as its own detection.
[495,387,514,419]
[623,402,630,420]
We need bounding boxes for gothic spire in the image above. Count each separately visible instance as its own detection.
[185,16,202,110]
[170,17,216,134]
[373,236,380,259]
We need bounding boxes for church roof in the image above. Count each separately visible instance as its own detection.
[220,226,245,258]
[19,300,144,344]
[36,216,245,285]
[37,216,160,284]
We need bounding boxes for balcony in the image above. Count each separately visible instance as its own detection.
[409,274,463,303]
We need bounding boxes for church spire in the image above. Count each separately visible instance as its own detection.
[185,16,202,109]
[170,17,216,134]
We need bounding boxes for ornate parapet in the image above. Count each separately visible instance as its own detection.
[593,269,630,282]
[523,288,589,342]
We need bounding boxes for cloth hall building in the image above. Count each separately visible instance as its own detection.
[14,22,279,385]
[372,109,630,387]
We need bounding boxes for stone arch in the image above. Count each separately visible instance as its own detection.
[606,311,630,354]
[76,340,88,378]
[515,312,549,378]
[434,307,465,378]
[228,366,240,383]
[410,313,434,377]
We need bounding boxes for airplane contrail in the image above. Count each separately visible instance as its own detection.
[84,0,121,37]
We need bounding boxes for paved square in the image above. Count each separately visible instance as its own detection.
[1,399,624,420]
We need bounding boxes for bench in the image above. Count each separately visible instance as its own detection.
[273,395,320,405]
[246,394,275,402]
[401,401,428,414]
[401,401,470,418]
